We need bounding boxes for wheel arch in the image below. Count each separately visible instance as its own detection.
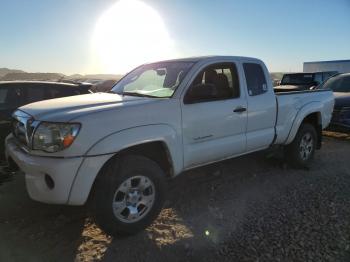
[68,125,182,205]
[285,102,323,148]
[86,140,174,205]
[105,140,175,177]
[301,112,322,149]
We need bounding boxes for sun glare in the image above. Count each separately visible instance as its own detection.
[92,0,176,74]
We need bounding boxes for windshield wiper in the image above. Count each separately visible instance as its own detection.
[121,91,157,98]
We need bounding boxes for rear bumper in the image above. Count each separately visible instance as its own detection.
[5,135,112,205]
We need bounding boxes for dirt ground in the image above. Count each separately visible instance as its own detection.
[0,133,350,262]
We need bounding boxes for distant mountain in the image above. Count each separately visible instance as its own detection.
[85,74,123,80]
[0,68,25,78]
[0,67,122,83]
[1,72,64,81]
[66,74,84,79]
[63,74,123,92]
[0,67,123,92]
[65,74,123,81]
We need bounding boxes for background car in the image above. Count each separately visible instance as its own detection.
[274,71,338,92]
[319,73,350,132]
[0,81,92,161]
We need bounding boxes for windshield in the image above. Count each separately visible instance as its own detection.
[281,74,315,85]
[321,74,350,92]
[111,62,194,98]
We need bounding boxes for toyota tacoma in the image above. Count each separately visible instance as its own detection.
[5,56,334,235]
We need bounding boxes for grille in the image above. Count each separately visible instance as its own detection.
[12,110,34,149]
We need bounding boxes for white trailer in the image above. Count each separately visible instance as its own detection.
[304,60,350,73]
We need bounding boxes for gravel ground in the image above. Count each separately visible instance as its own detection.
[0,134,349,262]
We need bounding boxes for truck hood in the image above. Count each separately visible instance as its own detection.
[19,92,155,122]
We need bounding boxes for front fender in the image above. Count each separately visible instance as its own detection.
[85,124,183,175]
[285,102,322,145]
[68,124,183,205]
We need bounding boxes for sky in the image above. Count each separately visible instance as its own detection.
[0,0,349,74]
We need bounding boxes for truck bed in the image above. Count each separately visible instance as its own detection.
[274,89,334,145]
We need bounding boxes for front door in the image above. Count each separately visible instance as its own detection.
[181,62,247,168]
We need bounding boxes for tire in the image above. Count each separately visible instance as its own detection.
[92,155,166,236]
[285,123,317,168]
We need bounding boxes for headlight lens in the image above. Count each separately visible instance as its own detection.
[32,122,80,152]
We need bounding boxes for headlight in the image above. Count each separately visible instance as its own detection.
[32,122,81,152]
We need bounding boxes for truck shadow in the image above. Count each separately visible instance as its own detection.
[0,150,294,261]
[0,171,87,261]
[0,164,15,186]
[100,150,295,261]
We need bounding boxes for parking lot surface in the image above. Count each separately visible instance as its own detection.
[0,135,349,262]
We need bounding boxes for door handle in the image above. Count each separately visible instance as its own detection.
[233,106,247,113]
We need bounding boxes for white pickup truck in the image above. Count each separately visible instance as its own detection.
[6,56,334,235]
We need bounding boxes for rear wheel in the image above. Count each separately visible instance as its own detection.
[285,123,317,167]
[92,155,166,236]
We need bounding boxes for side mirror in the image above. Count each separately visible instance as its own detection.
[184,83,216,104]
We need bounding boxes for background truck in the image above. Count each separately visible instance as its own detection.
[274,72,338,92]
[5,56,334,236]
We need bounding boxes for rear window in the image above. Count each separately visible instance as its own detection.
[47,86,81,99]
[0,86,24,109]
[281,74,315,85]
[0,88,9,104]
[25,86,47,104]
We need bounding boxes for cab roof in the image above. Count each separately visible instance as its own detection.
[146,55,262,64]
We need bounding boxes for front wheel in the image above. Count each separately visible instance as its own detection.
[92,155,166,236]
[285,123,317,168]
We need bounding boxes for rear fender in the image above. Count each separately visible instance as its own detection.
[285,102,322,145]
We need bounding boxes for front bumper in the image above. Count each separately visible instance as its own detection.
[5,135,112,205]
[6,136,83,204]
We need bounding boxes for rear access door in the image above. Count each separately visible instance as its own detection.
[240,61,277,152]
